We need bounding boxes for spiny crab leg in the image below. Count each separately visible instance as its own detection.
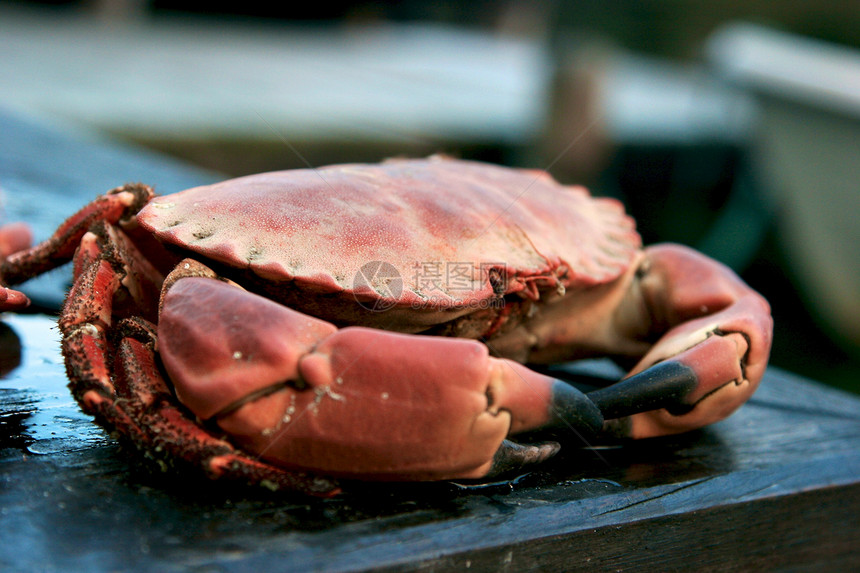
[1,185,151,285]
[158,260,606,481]
[58,224,339,495]
[0,184,154,313]
[593,244,772,438]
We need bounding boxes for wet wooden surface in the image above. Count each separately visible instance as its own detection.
[2,108,859,571]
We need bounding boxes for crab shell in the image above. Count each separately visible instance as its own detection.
[137,156,640,334]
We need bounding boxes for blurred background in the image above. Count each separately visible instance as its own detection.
[1,0,858,393]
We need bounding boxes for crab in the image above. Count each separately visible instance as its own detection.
[0,157,771,496]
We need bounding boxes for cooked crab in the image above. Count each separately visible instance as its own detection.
[0,157,772,495]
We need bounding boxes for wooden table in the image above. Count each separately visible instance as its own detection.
[2,108,859,571]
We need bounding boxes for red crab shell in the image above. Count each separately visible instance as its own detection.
[137,156,641,329]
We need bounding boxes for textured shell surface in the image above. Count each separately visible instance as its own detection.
[138,157,641,308]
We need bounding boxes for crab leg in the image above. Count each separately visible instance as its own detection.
[1,185,152,286]
[0,283,29,312]
[0,223,34,311]
[158,262,605,481]
[596,244,773,438]
[0,184,159,312]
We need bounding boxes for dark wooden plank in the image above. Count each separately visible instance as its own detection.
[1,108,858,572]
[1,313,858,572]
[417,483,860,572]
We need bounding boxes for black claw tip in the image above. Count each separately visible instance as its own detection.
[548,380,605,436]
[587,360,698,419]
[487,439,560,477]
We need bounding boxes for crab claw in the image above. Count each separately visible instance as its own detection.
[158,274,604,481]
[599,244,773,438]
